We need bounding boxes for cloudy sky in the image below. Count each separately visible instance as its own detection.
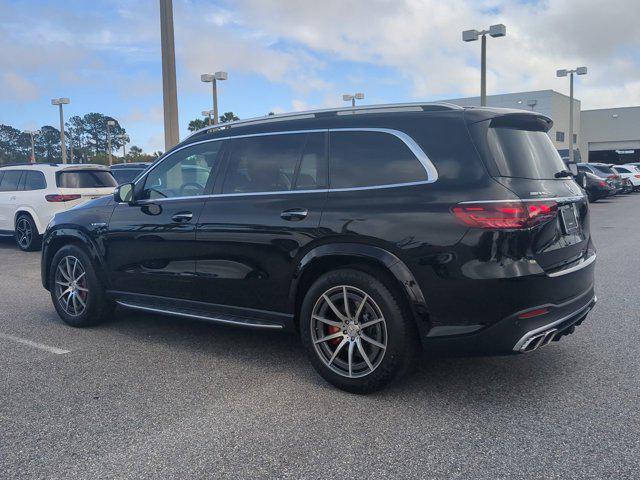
[1,0,639,152]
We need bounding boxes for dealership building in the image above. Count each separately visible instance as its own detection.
[442,90,640,164]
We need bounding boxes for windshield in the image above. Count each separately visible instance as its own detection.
[112,168,145,185]
[56,170,117,188]
[487,127,567,180]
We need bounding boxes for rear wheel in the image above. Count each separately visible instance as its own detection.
[49,244,114,327]
[15,214,41,251]
[300,268,418,393]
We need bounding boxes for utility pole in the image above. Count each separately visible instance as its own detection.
[51,98,70,163]
[160,0,180,149]
[25,130,39,162]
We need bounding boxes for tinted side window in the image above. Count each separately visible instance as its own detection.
[223,134,307,194]
[57,170,117,188]
[615,167,630,174]
[329,131,427,189]
[24,171,47,190]
[0,170,23,192]
[294,133,327,190]
[142,141,222,199]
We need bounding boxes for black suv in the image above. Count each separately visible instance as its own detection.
[41,103,596,393]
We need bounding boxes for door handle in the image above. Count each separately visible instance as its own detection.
[172,212,193,223]
[280,208,308,221]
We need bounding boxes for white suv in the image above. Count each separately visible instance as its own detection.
[0,163,116,251]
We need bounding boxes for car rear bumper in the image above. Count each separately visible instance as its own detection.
[421,286,596,356]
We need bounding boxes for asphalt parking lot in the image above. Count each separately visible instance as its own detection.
[1,195,639,479]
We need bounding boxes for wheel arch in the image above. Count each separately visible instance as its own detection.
[290,243,430,331]
[14,208,45,234]
[42,228,109,291]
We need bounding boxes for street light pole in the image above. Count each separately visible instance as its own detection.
[342,93,364,107]
[557,66,587,165]
[202,110,213,126]
[51,98,70,163]
[159,0,180,150]
[201,72,227,124]
[119,134,129,162]
[462,25,506,106]
[107,120,116,165]
[25,130,39,162]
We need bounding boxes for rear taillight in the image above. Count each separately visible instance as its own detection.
[45,194,82,202]
[635,174,640,179]
[452,200,558,229]
[599,181,608,187]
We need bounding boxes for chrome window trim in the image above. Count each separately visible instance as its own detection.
[133,128,438,201]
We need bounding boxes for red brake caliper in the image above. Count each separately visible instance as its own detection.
[326,325,342,346]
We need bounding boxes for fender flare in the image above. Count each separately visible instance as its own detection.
[41,227,109,291]
[292,243,428,319]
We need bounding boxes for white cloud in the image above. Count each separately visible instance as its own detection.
[0,72,39,101]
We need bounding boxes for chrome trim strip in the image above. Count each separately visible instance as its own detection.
[116,301,283,329]
[458,195,585,204]
[513,296,596,352]
[133,127,438,200]
[546,253,596,278]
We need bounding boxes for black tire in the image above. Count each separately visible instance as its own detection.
[15,214,41,251]
[49,244,114,327]
[300,268,419,393]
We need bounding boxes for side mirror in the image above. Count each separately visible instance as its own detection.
[114,183,134,203]
[567,163,578,176]
[575,172,587,189]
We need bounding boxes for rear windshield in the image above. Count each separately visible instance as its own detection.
[56,170,117,188]
[591,165,615,175]
[487,127,567,180]
[111,168,145,185]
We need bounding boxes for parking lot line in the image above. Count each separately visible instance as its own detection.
[0,332,70,355]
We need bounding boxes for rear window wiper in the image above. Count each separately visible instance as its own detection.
[554,170,573,178]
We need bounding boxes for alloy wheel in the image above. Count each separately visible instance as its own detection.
[54,256,89,316]
[16,218,32,249]
[310,285,388,378]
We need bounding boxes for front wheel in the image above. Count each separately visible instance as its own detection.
[49,244,114,327]
[300,268,419,393]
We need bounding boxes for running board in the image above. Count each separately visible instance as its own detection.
[115,300,284,330]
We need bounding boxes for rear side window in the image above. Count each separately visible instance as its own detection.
[329,131,427,189]
[591,165,614,175]
[615,167,630,174]
[487,127,566,180]
[56,170,117,188]
[223,133,310,194]
[24,171,47,190]
[0,170,23,191]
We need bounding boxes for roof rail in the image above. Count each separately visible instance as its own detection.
[0,162,59,168]
[186,102,463,139]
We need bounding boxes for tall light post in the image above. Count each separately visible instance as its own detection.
[51,97,70,163]
[527,99,538,111]
[119,134,129,162]
[160,0,180,150]
[462,24,506,106]
[107,120,116,166]
[201,71,228,124]
[342,93,364,107]
[202,109,213,126]
[25,130,39,163]
[557,66,587,165]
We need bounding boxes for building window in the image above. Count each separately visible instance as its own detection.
[556,131,565,142]
[573,134,577,143]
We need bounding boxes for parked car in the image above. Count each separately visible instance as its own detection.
[582,171,615,202]
[110,162,151,185]
[612,165,640,192]
[41,103,596,393]
[577,163,623,193]
[0,163,116,251]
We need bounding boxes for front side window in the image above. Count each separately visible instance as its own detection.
[0,170,23,192]
[329,131,427,189]
[142,142,222,199]
[222,134,308,194]
[24,171,47,190]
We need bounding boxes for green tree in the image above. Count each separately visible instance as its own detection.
[220,111,239,123]
[188,118,208,132]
